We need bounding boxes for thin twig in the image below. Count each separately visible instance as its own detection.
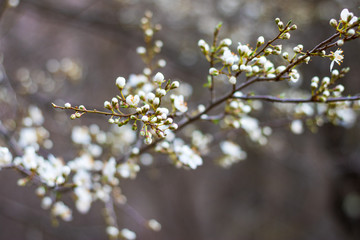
[232,95,360,103]
[52,103,134,118]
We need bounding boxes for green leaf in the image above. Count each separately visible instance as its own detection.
[203,75,212,88]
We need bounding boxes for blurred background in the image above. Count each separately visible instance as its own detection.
[1,0,360,239]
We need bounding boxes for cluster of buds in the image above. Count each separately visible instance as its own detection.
[103,72,182,145]
[311,67,349,102]
[200,17,301,85]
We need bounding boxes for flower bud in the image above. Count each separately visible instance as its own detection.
[336,39,344,46]
[229,76,236,85]
[256,36,265,47]
[290,24,297,30]
[104,101,111,110]
[282,33,290,39]
[169,123,178,130]
[136,46,146,55]
[170,81,180,89]
[282,52,289,59]
[347,29,355,37]
[116,77,126,89]
[334,84,344,92]
[209,67,219,76]
[329,19,338,28]
[153,72,164,84]
[311,82,318,89]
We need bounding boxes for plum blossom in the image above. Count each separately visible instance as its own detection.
[172,95,188,113]
[121,228,136,240]
[330,49,344,71]
[52,201,73,221]
[0,147,12,168]
[340,8,357,25]
[175,143,203,169]
[221,48,237,66]
[126,94,140,106]
[218,141,247,168]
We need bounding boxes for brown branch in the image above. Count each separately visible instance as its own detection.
[52,103,134,118]
[232,95,360,103]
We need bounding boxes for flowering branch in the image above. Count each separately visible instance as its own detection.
[1,7,360,240]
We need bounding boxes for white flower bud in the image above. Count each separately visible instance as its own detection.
[146,92,155,102]
[220,38,232,46]
[148,219,161,231]
[329,19,338,27]
[277,21,284,29]
[111,97,118,104]
[106,226,119,238]
[153,97,160,106]
[153,72,164,84]
[331,69,339,76]
[347,29,355,37]
[169,123,178,130]
[337,39,344,46]
[104,101,111,109]
[116,77,126,89]
[257,36,265,46]
[322,77,330,86]
[245,66,252,73]
[311,82,318,89]
[293,44,303,53]
[64,102,71,108]
[229,76,236,85]
[120,228,136,240]
[311,76,319,84]
[276,65,286,73]
[158,59,166,68]
[136,46,146,54]
[171,81,180,89]
[335,84,345,92]
[231,65,239,71]
[323,90,330,97]
[252,66,260,73]
[156,88,166,97]
[282,33,291,39]
[209,67,219,76]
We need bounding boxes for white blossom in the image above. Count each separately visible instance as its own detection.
[71,126,91,145]
[330,49,344,72]
[126,94,140,106]
[74,187,92,214]
[52,201,72,221]
[102,157,117,184]
[340,8,357,25]
[107,226,119,237]
[153,72,164,84]
[148,219,161,231]
[172,95,188,113]
[291,120,304,134]
[121,228,136,240]
[219,141,247,168]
